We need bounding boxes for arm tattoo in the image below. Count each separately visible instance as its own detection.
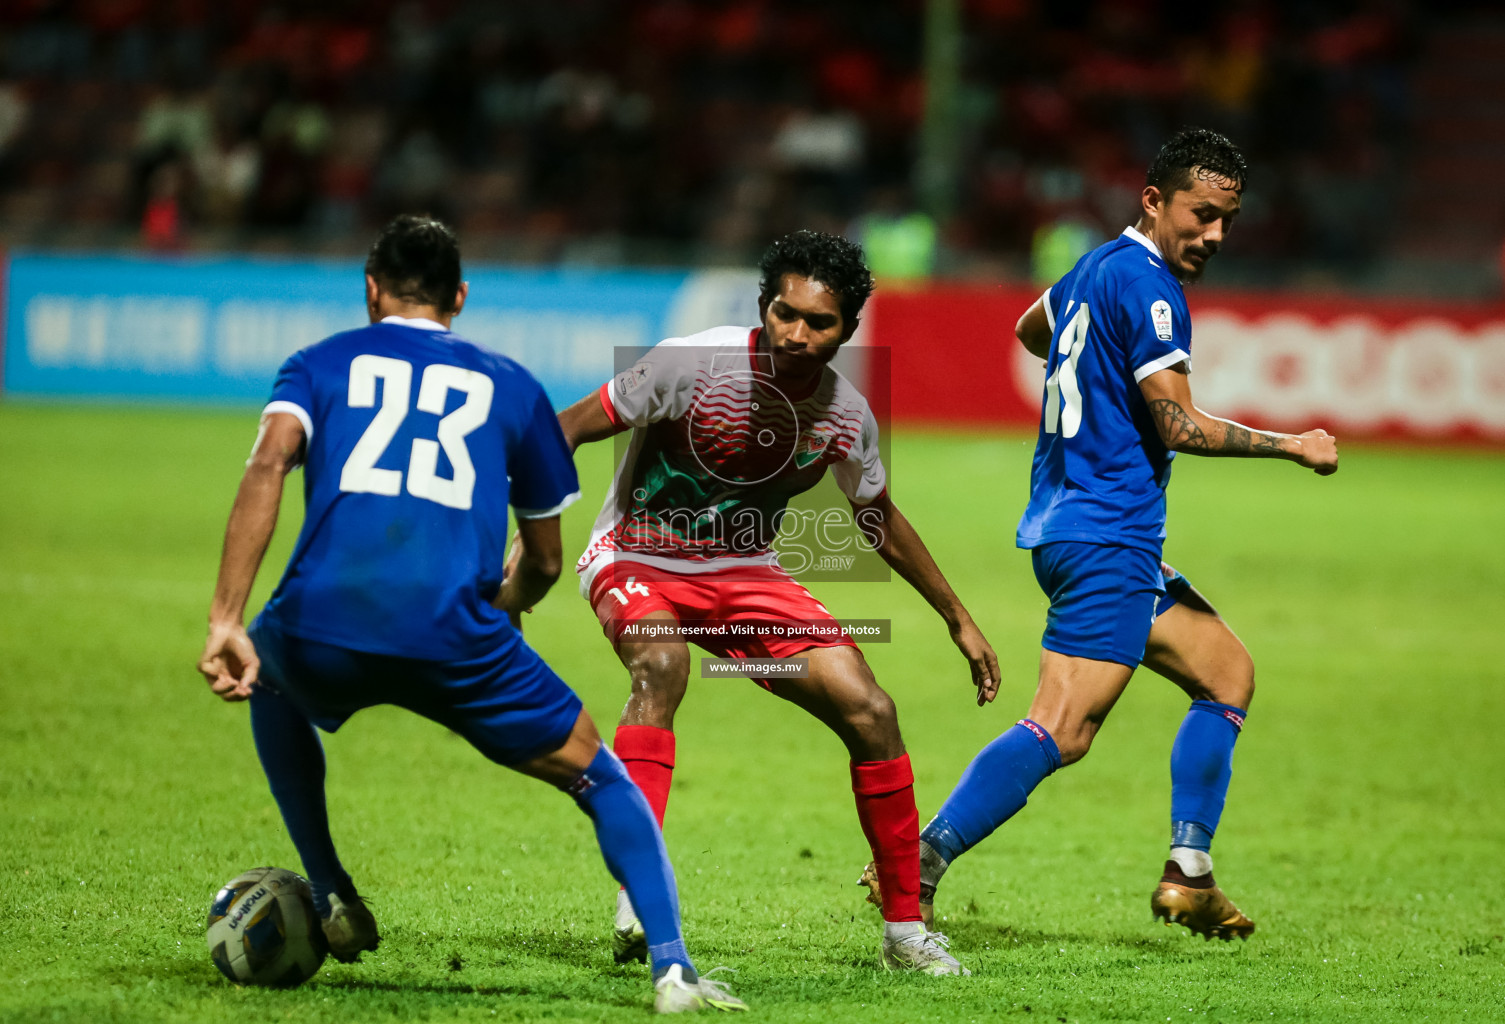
[1148,399,1209,451]
[1219,424,1288,454]
[1149,399,1287,456]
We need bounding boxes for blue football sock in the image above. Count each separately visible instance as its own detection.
[1169,700,1246,853]
[249,687,352,915]
[922,720,1063,865]
[569,743,696,983]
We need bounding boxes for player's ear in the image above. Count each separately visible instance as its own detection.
[451,281,469,318]
[365,274,381,321]
[1141,185,1164,220]
[840,314,860,342]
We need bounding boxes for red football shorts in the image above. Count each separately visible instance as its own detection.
[587,559,857,669]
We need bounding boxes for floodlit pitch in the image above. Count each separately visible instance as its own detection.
[1,405,1502,1022]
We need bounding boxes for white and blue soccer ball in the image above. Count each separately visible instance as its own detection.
[205,866,327,987]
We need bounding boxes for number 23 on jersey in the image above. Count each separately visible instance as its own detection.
[339,354,494,510]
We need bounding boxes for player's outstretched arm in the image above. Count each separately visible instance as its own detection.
[494,515,564,616]
[1139,366,1338,475]
[558,390,625,451]
[1015,294,1052,359]
[854,492,1001,705]
[198,412,305,702]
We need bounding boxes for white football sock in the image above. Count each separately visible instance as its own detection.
[884,919,926,940]
[1170,846,1214,877]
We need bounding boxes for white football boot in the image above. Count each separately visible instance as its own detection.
[653,964,749,1013]
[881,920,969,976]
[613,889,649,964]
[322,891,380,963]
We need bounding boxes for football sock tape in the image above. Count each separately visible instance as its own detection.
[1169,847,1215,878]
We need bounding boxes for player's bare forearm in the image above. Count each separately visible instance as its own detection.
[1015,296,1052,359]
[494,515,564,613]
[558,391,623,451]
[856,494,1001,702]
[199,412,303,701]
[208,414,304,626]
[1140,367,1338,474]
[199,467,281,701]
[1147,399,1289,456]
[208,465,285,625]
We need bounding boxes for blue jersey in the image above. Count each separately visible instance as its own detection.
[254,317,580,661]
[1016,228,1192,555]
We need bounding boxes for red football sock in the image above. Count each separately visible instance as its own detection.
[851,754,921,923]
[613,724,675,827]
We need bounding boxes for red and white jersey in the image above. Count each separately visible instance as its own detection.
[577,325,886,591]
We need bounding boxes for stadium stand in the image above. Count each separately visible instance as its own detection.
[0,1,1497,296]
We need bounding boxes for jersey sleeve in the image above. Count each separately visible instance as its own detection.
[602,342,699,427]
[263,349,315,443]
[1119,274,1191,382]
[509,382,582,519]
[1040,286,1057,332]
[1041,261,1084,333]
[830,405,887,505]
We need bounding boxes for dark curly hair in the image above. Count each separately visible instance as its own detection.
[365,214,462,313]
[1146,127,1249,197]
[758,230,875,326]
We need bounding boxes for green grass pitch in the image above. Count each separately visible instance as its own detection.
[2,402,1502,1023]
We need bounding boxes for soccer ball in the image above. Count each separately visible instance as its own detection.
[205,867,327,987]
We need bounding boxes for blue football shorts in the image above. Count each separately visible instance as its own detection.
[1031,541,1168,668]
[247,621,582,766]
[1155,561,1192,617]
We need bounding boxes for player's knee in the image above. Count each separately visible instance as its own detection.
[845,686,898,737]
[620,646,689,727]
[1209,646,1255,709]
[1054,730,1094,767]
[624,644,689,689]
[1041,713,1104,766]
[1231,662,1255,709]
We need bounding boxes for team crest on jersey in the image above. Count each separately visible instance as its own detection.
[1151,300,1173,341]
[794,430,832,469]
[617,364,650,396]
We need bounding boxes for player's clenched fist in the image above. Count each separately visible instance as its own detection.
[197,622,259,702]
[1296,429,1338,476]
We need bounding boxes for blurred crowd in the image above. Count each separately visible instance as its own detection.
[0,0,1435,283]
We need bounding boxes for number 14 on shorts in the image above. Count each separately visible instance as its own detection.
[607,578,651,605]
